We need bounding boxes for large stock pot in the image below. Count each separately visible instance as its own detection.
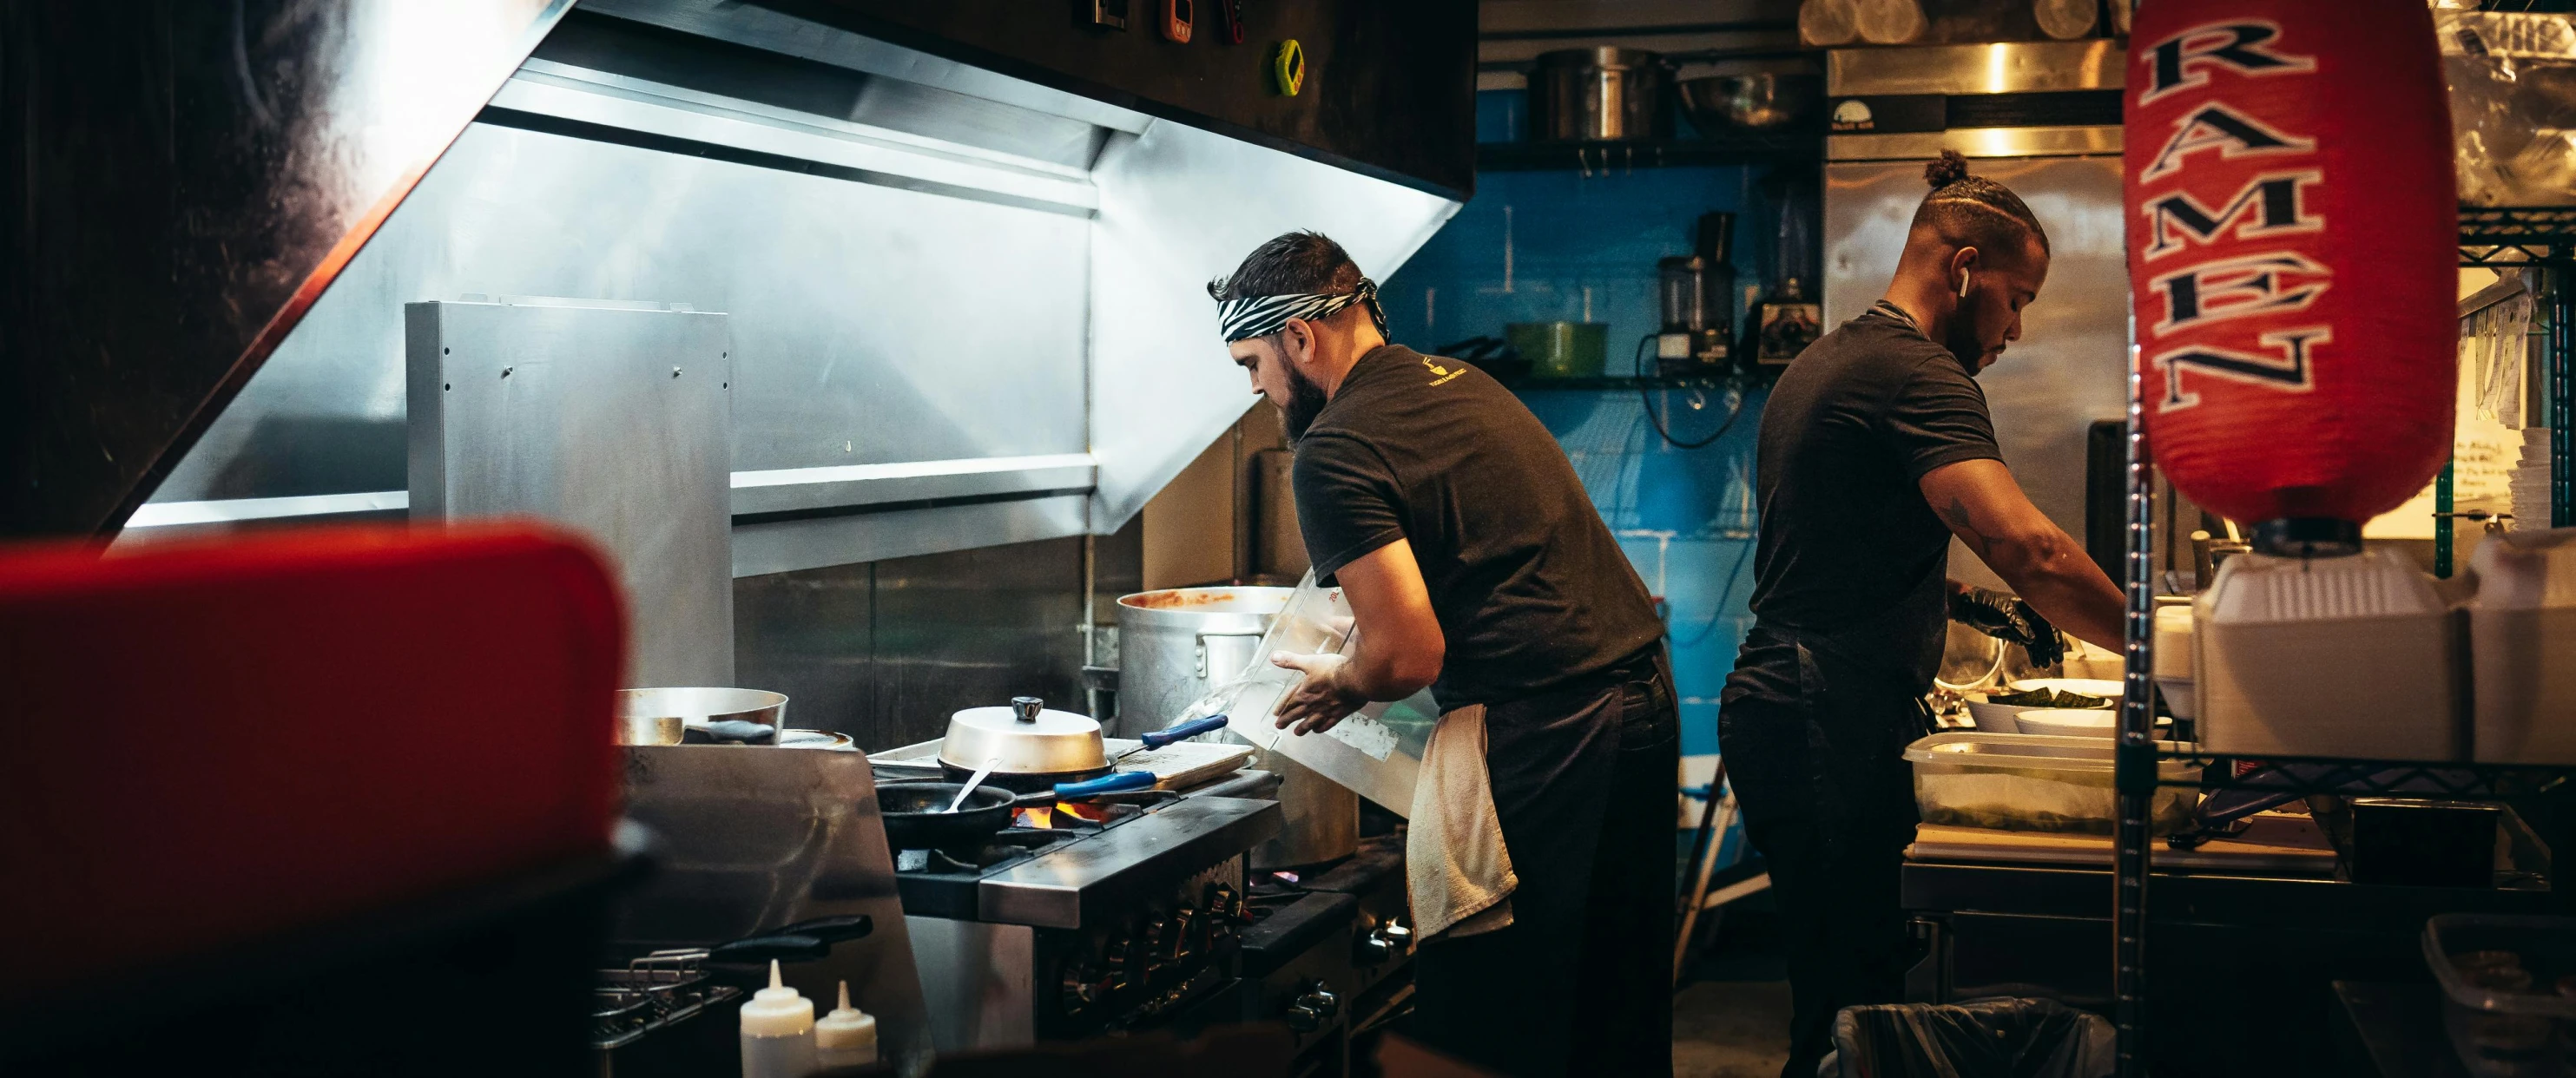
[1116,587,1358,869]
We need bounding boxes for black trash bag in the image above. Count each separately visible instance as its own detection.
[1827,997,2114,1078]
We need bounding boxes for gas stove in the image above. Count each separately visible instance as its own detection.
[891,790,1276,928]
[892,785,1281,1053]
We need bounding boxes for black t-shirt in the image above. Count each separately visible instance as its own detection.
[1733,301,2000,696]
[1292,345,1665,710]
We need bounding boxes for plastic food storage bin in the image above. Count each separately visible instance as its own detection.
[1903,733,2200,836]
[2424,914,2576,1077]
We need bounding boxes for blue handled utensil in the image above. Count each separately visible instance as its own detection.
[1050,770,1161,799]
[1106,713,1229,768]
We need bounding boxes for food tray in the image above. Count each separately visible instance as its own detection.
[1904,732,2200,836]
[2423,913,2576,1076]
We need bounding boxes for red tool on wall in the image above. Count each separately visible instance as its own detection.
[1217,0,1245,45]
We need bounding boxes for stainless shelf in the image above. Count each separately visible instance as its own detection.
[1475,133,1822,173]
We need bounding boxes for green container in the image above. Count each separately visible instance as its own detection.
[1506,321,1609,379]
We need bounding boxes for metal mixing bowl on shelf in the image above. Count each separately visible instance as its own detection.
[1676,73,1823,135]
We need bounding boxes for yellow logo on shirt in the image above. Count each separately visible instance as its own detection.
[1422,355,1466,386]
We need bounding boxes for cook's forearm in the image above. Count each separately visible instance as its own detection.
[1337,632,1440,702]
[1990,536,2125,650]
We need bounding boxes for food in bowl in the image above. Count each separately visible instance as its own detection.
[1963,681,2116,733]
[1987,687,2114,710]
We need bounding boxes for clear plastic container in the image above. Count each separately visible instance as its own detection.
[1190,571,1435,818]
[2424,914,2576,1077]
[1903,733,2200,836]
[2472,527,2576,764]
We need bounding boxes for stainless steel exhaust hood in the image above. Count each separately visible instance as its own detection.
[95,1,1469,575]
[0,1,576,540]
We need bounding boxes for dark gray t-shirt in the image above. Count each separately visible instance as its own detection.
[1292,345,1664,710]
[1735,301,2001,695]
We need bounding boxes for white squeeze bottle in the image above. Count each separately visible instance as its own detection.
[740,960,818,1078]
[814,980,879,1073]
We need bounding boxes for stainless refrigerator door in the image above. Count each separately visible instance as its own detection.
[1822,155,2130,589]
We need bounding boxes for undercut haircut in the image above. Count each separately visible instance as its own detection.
[1911,149,2050,261]
[1209,230,1364,302]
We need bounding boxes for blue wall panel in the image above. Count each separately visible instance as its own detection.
[1381,103,1790,762]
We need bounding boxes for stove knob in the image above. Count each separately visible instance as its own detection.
[1102,933,1134,992]
[1357,919,1414,965]
[1285,1000,1325,1033]
[1167,906,1198,964]
[1205,882,1247,924]
[1284,979,1340,1033]
[1059,962,1102,1015]
[1303,983,1341,1017]
[1138,917,1172,975]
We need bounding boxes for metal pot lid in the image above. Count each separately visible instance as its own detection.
[938,696,1107,774]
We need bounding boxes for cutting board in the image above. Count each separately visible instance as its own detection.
[1907,823,2338,875]
[868,738,1256,792]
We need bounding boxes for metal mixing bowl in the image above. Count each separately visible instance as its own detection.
[1677,73,1824,134]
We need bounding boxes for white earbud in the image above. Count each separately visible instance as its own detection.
[1958,271,1973,299]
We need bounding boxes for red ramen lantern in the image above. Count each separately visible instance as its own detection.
[2125,0,2456,555]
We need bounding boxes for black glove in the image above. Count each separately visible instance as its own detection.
[1949,585,2065,667]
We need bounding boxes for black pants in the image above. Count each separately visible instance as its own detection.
[1716,635,1928,1078]
[1406,651,1680,1078]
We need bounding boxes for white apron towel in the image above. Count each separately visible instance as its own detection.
[1405,702,1518,940]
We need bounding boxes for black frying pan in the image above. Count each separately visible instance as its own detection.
[877,772,1156,852]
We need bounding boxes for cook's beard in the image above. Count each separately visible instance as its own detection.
[1282,362,1330,440]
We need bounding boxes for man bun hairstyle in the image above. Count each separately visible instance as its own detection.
[1209,230,1363,302]
[1912,148,2050,259]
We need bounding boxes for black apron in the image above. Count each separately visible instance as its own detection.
[1407,647,1679,1078]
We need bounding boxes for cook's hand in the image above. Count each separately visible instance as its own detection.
[1948,584,2066,667]
[1270,651,1367,735]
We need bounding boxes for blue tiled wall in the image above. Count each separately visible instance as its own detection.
[1381,93,1795,766]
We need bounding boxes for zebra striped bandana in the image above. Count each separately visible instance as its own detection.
[1215,278,1388,343]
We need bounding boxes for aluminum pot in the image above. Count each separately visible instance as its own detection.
[617,687,787,746]
[937,696,1111,792]
[1117,588,1357,869]
[1676,73,1824,134]
[1528,47,1672,142]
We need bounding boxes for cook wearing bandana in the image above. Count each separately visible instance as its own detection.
[1210,231,1677,1078]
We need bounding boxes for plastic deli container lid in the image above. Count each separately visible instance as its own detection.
[1901,732,2191,772]
[2471,527,2576,609]
[2422,913,2576,1017]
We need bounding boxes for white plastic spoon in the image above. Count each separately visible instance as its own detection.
[945,758,999,813]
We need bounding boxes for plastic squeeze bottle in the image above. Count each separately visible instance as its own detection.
[814,980,879,1073]
[739,960,818,1078]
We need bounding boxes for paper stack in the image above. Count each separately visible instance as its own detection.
[2510,427,2555,523]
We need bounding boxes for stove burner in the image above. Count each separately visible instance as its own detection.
[889,787,1207,921]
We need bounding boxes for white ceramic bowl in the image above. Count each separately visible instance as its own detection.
[1963,679,2125,733]
[2016,707,2117,737]
[2014,707,2171,738]
[1962,697,2028,733]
